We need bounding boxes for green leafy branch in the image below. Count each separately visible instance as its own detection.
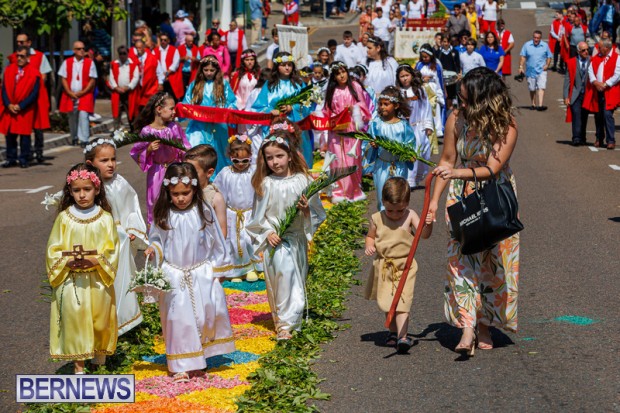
[342,131,437,167]
[274,80,326,109]
[112,130,188,152]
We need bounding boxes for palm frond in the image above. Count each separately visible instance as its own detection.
[341,131,437,167]
[113,131,188,152]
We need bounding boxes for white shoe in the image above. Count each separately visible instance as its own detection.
[245,271,259,282]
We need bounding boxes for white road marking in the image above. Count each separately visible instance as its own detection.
[588,146,620,152]
[0,185,53,194]
[610,164,620,170]
[521,2,537,8]
[588,146,598,152]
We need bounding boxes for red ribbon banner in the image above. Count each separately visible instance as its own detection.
[175,103,352,132]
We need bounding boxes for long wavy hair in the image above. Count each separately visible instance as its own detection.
[459,66,514,143]
[153,162,212,230]
[268,51,303,91]
[325,62,360,112]
[191,55,226,107]
[58,163,112,214]
[396,64,424,99]
[251,131,309,197]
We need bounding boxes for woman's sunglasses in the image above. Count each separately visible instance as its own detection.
[231,158,251,165]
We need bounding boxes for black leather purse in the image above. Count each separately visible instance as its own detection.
[447,166,524,255]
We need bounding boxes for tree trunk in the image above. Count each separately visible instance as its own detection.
[48,28,58,111]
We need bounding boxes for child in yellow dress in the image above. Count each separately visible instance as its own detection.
[364,177,433,354]
[46,163,119,373]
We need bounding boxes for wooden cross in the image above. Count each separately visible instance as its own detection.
[62,245,98,269]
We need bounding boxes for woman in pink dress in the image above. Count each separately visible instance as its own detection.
[201,32,231,77]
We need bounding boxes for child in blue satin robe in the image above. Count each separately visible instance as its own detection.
[366,86,417,210]
[183,55,237,176]
[251,51,314,168]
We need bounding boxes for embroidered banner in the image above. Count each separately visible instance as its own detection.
[175,103,352,131]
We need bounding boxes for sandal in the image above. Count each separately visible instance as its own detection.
[396,337,413,354]
[384,332,398,347]
[172,372,190,383]
[277,330,292,341]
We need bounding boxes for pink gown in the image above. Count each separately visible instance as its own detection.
[322,82,371,202]
[129,122,190,226]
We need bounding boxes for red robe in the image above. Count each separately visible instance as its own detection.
[58,57,95,113]
[583,51,620,112]
[499,29,513,75]
[548,19,562,53]
[8,49,44,70]
[153,46,184,99]
[109,59,139,121]
[178,44,201,82]
[138,52,160,106]
[7,49,50,130]
[0,63,49,135]
[565,56,577,122]
[560,20,572,63]
[221,29,246,68]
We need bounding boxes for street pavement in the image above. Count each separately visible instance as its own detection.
[0,8,619,412]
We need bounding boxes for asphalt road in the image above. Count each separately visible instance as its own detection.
[313,9,620,413]
[0,9,618,413]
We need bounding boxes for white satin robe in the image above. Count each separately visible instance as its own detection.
[149,203,235,373]
[246,174,326,334]
[402,87,433,187]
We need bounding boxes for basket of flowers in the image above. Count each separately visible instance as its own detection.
[129,261,172,304]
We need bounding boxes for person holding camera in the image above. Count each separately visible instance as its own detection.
[518,30,552,111]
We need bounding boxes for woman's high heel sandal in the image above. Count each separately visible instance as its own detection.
[455,331,477,357]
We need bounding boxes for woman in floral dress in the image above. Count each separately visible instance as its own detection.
[429,67,519,355]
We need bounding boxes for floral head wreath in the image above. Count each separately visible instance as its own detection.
[329,61,348,71]
[240,50,257,60]
[67,170,101,188]
[419,47,434,57]
[269,122,295,134]
[261,135,290,148]
[228,134,253,145]
[273,54,295,64]
[397,63,412,71]
[163,176,198,187]
[299,69,309,77]
[317,47,330,55]
[378,94,400,103]
[83,138,116,154]
[201,55,220,65]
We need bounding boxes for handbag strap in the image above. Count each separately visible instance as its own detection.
[483,165,496,181]
[461,167,478,200]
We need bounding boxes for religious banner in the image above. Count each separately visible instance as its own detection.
[175,103,352,131]
[394,28,437,60]
[276,24,309,67]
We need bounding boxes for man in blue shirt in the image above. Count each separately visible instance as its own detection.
[250,0,264,46]
[519,30,552,111]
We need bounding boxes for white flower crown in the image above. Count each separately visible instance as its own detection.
[83,138,116,154]
[378,94,400,103]
[163,176,198,186]
[261,135,290,147]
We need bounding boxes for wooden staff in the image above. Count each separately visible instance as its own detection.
[385,173,435,328]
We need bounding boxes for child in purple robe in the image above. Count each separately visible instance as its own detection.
[130,92,190,226]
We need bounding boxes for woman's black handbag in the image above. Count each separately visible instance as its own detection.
[447,166,524,255]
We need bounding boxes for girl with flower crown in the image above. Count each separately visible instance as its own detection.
[230,49,261,110]
[323,60,371,202]
[144,162,235,383]
[131,92,190,227]
[252,51,315,168]
[46,163,119,373]
[246,129,326,340]
[214,135,262,282]
[183,55,237,176]
[366,86,417,210]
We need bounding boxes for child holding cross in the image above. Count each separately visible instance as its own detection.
[46,163,119,373]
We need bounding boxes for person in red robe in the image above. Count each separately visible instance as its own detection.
[1,46,49,168]
[10,33,52,163]
[58,41,97,147]
[583,39,619,150]
[222,20,248,73]
[154,33,184,100]
[497,19,514,80]
[549,10,564,72]
[135,40,164,108]
[109,46,140,130]
[178,34,201,88]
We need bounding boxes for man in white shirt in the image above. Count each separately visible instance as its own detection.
[459,39,486,75]
[109,46,140,129]
[334,30,365,67]
[58,41,97,147]
[371,7,391,44]
[225,20,248,72]
[157,33,183,100]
